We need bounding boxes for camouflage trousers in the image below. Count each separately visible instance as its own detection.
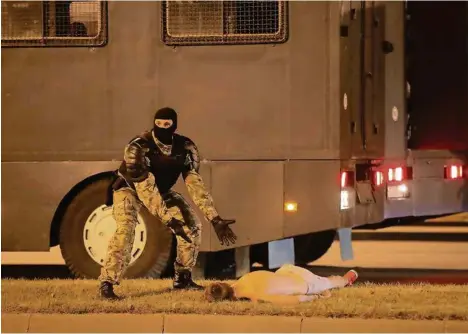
[99,187,202,285]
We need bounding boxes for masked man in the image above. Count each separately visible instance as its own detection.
[99,107,237,299]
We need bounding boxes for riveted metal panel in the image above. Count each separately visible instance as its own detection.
[383,1,406,159]
[412,179,465,216]
[288,1,340,160]
[158,52,290,160]
[339,0,353,159]
[209,161,284,251]
[283,160,341,237]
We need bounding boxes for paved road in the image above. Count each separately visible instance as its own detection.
[311,225,468,271]
[2,214,468,282]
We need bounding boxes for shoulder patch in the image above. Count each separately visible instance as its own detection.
[128,131,152,148]
[179,135,195,148]
[183,137,200,172]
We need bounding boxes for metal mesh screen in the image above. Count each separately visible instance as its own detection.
[162,0,288,46]
[1,1,107,47]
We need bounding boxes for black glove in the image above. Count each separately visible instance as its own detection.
[166,217,192,244]
[124,144,149,182]
[211,216,237,246]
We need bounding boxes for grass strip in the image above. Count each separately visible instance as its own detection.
[2,279,468,320]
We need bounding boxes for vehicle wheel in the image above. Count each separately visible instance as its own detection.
[59,178,173,279]
[294,229,336,265]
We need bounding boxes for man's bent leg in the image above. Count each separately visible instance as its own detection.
[164,191,203,290]
[98,187,139,298]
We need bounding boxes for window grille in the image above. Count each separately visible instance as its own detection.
[1,1,107,47]
[162,0,288,46]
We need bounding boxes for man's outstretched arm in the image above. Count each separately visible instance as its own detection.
[180,139,219,221]
[184,169,219,221]
[182,139,237,245]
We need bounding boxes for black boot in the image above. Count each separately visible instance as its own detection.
[99,281,121,300]
[173,270,204,290]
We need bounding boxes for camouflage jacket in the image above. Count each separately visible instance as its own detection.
[118,131,219,224]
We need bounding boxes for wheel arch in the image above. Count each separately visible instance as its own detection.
[49,171,116,247]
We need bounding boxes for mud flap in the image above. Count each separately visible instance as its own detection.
[338,228,354,261]
[268,238,295,269]
[338,181,375,261]
[356,181,376,204]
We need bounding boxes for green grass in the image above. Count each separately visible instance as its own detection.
[2,279,468,320]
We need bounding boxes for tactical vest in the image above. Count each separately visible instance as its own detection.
[113,131,191,195]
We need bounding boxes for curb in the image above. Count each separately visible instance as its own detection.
[2,313,468,333]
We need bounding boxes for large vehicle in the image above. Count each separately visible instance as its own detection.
[2,1,467,278]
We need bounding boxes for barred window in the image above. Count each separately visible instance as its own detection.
[1,1,107,47]
[162,1,288,46]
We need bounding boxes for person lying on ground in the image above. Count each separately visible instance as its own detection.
[204,264,358,305]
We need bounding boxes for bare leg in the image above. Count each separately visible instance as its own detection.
[326,275,348,289]
[305,273,354,295]
[327,270,358,289]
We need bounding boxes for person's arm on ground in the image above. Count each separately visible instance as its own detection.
[182,139,237,245]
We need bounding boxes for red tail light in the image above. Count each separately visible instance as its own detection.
[445,165,464,179]
[388,167,403,182]
[374,171,384,186]
[341,171,354,188]
[387,166,412,182]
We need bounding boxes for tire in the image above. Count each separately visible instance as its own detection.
[294,229,336,265]
[59,178,174,279]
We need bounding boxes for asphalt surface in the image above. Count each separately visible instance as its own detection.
[2,214,468,284]
[2,264,468,286]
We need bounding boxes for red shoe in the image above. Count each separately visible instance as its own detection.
[343,270,358,286]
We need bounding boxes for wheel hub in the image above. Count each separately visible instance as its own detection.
[83,205,147,266]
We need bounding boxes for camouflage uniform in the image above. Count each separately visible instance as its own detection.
[98,187,140,285]
[99,132,219,285]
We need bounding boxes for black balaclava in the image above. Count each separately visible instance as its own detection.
[153,107,178,145]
